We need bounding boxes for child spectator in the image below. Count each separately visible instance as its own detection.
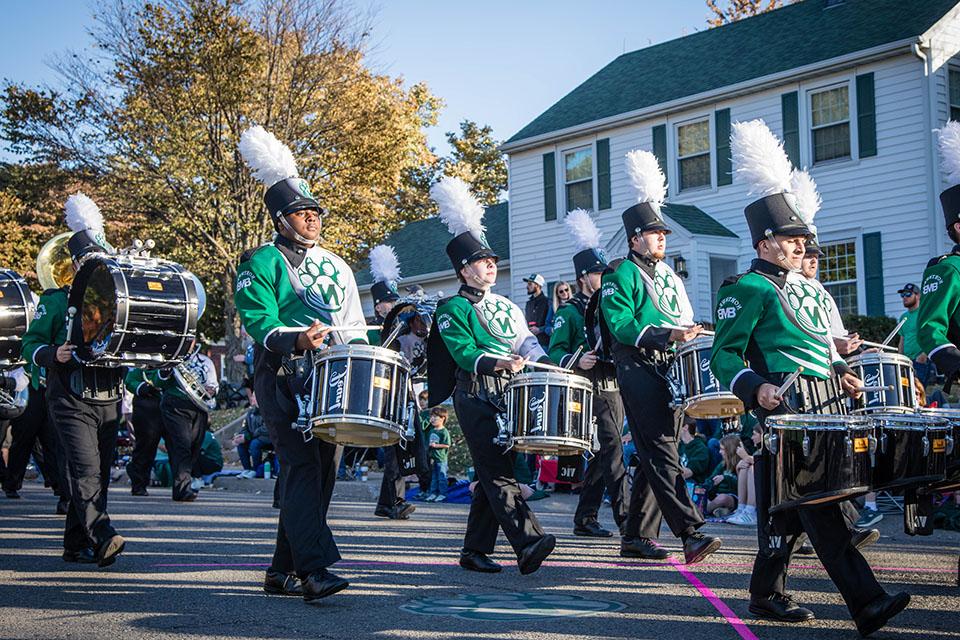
[700,434,741,518]
[726,425,761,526]
[679,420,711,485]
[426,407,451,502]
[233,394,272,478]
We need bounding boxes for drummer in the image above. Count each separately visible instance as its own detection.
[367,244,417,521]
[711,120,908,633]
[547,210,635,550]
[21,193,126,567]
[427,175,555,575]
[599,150,720,565]
[235,126,367,603]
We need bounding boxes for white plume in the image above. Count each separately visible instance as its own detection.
[788,169,821,226]
[624,149,666,207]
[64,192,104,234]
[937,120,960,186]
[431,176,485,236]
[564,208,602,251]
[238,125,299,187]
[731,119,793,196]
[369,244,401,284]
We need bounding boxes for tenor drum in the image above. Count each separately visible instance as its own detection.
[671,335,743,418]
[871,413,950,491]
[68,255,200,367]
[918,407,960,491]
[0,269,34,367]
[847,352,916,414]
[309,344,411,446]
[765,414,873,512]
[503,371,595,456]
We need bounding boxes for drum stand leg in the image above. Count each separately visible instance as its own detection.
[877,490,904,513]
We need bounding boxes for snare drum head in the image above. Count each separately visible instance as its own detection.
[69,258,118,359]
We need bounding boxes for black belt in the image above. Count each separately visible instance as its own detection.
[585,363,619,392]
[455,369,507,407]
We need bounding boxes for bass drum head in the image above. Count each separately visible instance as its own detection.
[68,258,119,362]
[0,269,34,365]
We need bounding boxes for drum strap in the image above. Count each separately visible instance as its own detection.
[66,366,123,403]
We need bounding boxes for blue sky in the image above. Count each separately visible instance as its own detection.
[0,0,711,157]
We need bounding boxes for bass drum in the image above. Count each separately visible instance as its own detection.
[0,269,35,367]
[68,255,200,367]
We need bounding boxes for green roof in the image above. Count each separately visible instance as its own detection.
[663,203,737,238]
[507,0,957,144]
[356,202,510,286]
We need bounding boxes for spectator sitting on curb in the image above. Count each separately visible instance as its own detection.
[233,393,272,479]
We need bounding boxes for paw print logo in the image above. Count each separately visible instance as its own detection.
[299,256,345,313]
[784,279,827,336]
[481,297,516,340]
[297,179,315,200]
[653,268,681,319]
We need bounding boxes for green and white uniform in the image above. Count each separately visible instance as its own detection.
[711,261,847,404]
[21,288,68,390]
[600,253,693,353]
[918,246,960,379]
[547,293,589,368]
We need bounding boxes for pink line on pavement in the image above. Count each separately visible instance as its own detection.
[667,557,758,640]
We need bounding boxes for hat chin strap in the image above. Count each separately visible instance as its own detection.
[764,229,789,268]
[278,215,317,247]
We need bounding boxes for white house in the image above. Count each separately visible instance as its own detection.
[500,0,960,323]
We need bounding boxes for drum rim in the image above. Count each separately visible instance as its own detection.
[313,342,411,367]
[870,414,950,429]
[511,435,592,448]
[765,414,873,429]
[847,351,914,367]
[0,269,34,345]
[506,370,595,391]
[311,414,406,432]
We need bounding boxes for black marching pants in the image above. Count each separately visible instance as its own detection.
[3,385,65,495]
[160,394,207,500]
[126,394,163,492]
[377,445,406,509]
[256,373,341,578]
[574,387,629,530]
[47,384,119,553]
[751,411,886,616]
[617,355,703,539]
[454,390,546,557]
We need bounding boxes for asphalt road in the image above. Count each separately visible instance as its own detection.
[1,477,958,640]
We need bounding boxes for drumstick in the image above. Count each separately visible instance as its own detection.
[881,316,908,348]
[855,339,897,351]
[858,385,895,393]
[566,345,583,370]
[273,325,382,334]
[775,366,804,399]
[480,352,570,374]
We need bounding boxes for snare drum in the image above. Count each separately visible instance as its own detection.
[309,344,411,446]
[671,336,743,418]
[847,352,916,414]
[871,413,950,490]
[918,407,960,491]
[0,269,34,368]
[503,371,595,456]
[765,414,873,512]
[68,255,200,367]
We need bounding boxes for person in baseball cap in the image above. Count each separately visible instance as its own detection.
[523,274,549,347]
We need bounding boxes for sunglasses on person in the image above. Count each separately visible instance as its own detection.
[899,292,916,298]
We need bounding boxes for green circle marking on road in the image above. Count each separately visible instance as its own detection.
[400,592,626,621]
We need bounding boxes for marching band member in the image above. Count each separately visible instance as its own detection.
[599,150,720,564]
[426,175,555,575]
[21,193,126,567]
[547,209,633,545]
[235,126,367,603]
[368,244,417,521]
[711,120,908,634]
[124,368,163,497]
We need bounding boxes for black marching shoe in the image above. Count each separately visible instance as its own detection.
[62,547,97,564]
[374,502,416,520]
[749,593,815,622]
[173,491,198,502]
[56,499,70,515]
[4,488,20,499]
[851,528,880,551]
[459,550,502,573]
[131,487,149,497]
[620,536,670,560]
[854,592,910,638]
[518,534,556,575]
[796,541,815,555]
[683,532,721,565]
[96,534,126,568]
[573,521,613,538]
[302,569,349,603]
[263,569,303,596]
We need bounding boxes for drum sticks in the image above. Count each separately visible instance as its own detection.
[881,316,908,348]
[274,324,382,334]
[481,353,571,374]
[775,366,804,399]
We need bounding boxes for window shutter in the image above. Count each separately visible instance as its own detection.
[856,72,877,158]
[596,138,611,210]
[781,91,800,167]
[715,108,732,186]
[863,231,884,316]
[652,124,668,187]
[543,152,557,221]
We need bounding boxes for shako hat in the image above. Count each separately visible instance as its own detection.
[64,192,110,261]
[239,125,321,220]
[622,149,670,239]
[937,121,960,229]
[564,208,607,276]
[368,244,401,306]
[431,176,497,271]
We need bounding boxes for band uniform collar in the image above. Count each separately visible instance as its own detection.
[275,234,309,268]
[952,244,960,256]
[458,284,486,304]
[750,258,789,287]
[628,249,658,277]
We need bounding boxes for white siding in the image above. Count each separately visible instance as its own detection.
[507,53,943,320]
